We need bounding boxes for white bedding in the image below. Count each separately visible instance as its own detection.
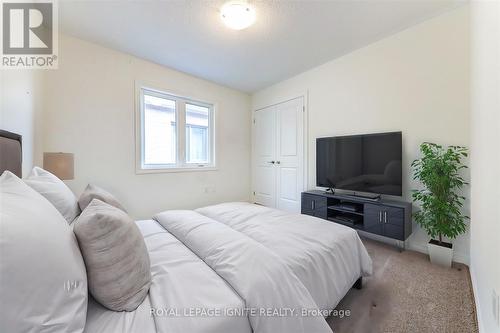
[84,220,252,333]
[195,202,373,311]
[86,203,372,333]
[154,211,332,333]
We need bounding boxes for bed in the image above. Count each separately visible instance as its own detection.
[0,130,372,333]
[194,202,373,311]
[0,129,22,177]
[84,219,252,333]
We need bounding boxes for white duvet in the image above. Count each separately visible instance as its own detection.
[154,210,333,333]
[195,202,373,312]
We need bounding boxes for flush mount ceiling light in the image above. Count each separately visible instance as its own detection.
[220,1,256,30]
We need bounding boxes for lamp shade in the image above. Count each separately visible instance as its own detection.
[43,153,74,180]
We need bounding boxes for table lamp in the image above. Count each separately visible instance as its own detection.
[43,152,74,180]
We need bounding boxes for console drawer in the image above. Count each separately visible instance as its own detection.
[365,204,405,239]
[301,193,327,215]
[384,206,405,227]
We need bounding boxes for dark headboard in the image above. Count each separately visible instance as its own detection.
[0,130,22,177]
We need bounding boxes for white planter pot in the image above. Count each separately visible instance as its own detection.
[427,240,453,268]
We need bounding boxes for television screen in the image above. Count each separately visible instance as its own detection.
[316,132,402,196]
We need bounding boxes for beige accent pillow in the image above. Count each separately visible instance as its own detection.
[24,166,80,223]
[0,171,87,332]
[78,183,127,212]
[74,199,151,311]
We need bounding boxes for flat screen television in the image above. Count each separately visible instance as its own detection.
[316,132,402,196]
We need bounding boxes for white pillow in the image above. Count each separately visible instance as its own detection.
[24,166,80,223]
[0,171,88,332]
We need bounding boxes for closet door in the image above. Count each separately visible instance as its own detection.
[276,97,304,212]
[253,106,277,207]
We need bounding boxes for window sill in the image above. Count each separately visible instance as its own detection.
[136,166,218,174]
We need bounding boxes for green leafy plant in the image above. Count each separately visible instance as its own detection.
[411,142,469,245]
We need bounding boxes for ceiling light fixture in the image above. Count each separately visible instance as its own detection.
[220,1,256,30]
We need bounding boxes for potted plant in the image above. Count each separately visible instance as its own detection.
[411,142,469,268]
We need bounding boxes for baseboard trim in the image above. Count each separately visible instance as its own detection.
[357,231,470,265]
[469,263,485,333]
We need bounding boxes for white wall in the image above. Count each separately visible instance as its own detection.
[0,71,44,176]
[470,1,500,332]
[252,6,470,263]
[42,34,251,219]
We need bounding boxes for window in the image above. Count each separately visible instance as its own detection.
[186,103,210,164]
[143,94,176,165]
[137,87,214,172]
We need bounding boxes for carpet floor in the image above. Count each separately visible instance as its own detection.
[327,238,478,333]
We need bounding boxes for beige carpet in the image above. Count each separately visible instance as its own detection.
[327,238,478,333]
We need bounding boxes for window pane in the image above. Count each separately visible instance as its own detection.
[143,93,176,165]
[186,104,209,164]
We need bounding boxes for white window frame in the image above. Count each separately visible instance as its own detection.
[135,84,216,174]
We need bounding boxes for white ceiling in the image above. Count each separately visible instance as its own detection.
[59,0,464,93]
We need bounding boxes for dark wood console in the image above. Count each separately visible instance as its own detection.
[301,190,412,242]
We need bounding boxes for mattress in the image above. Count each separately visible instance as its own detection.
[84,219,252,333]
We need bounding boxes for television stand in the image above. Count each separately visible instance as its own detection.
[301,190,412,247]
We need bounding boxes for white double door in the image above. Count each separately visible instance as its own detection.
[253,97,304,212]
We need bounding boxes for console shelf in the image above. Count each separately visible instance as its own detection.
[327,218,364,230]
[327,205,365,216]
[302,190,412,242]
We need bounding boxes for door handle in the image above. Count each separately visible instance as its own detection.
[268,161,275,164]
[276,161,281,164]
[379,211,382,223]
[384,211,388,223]
[311,201,315,210]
